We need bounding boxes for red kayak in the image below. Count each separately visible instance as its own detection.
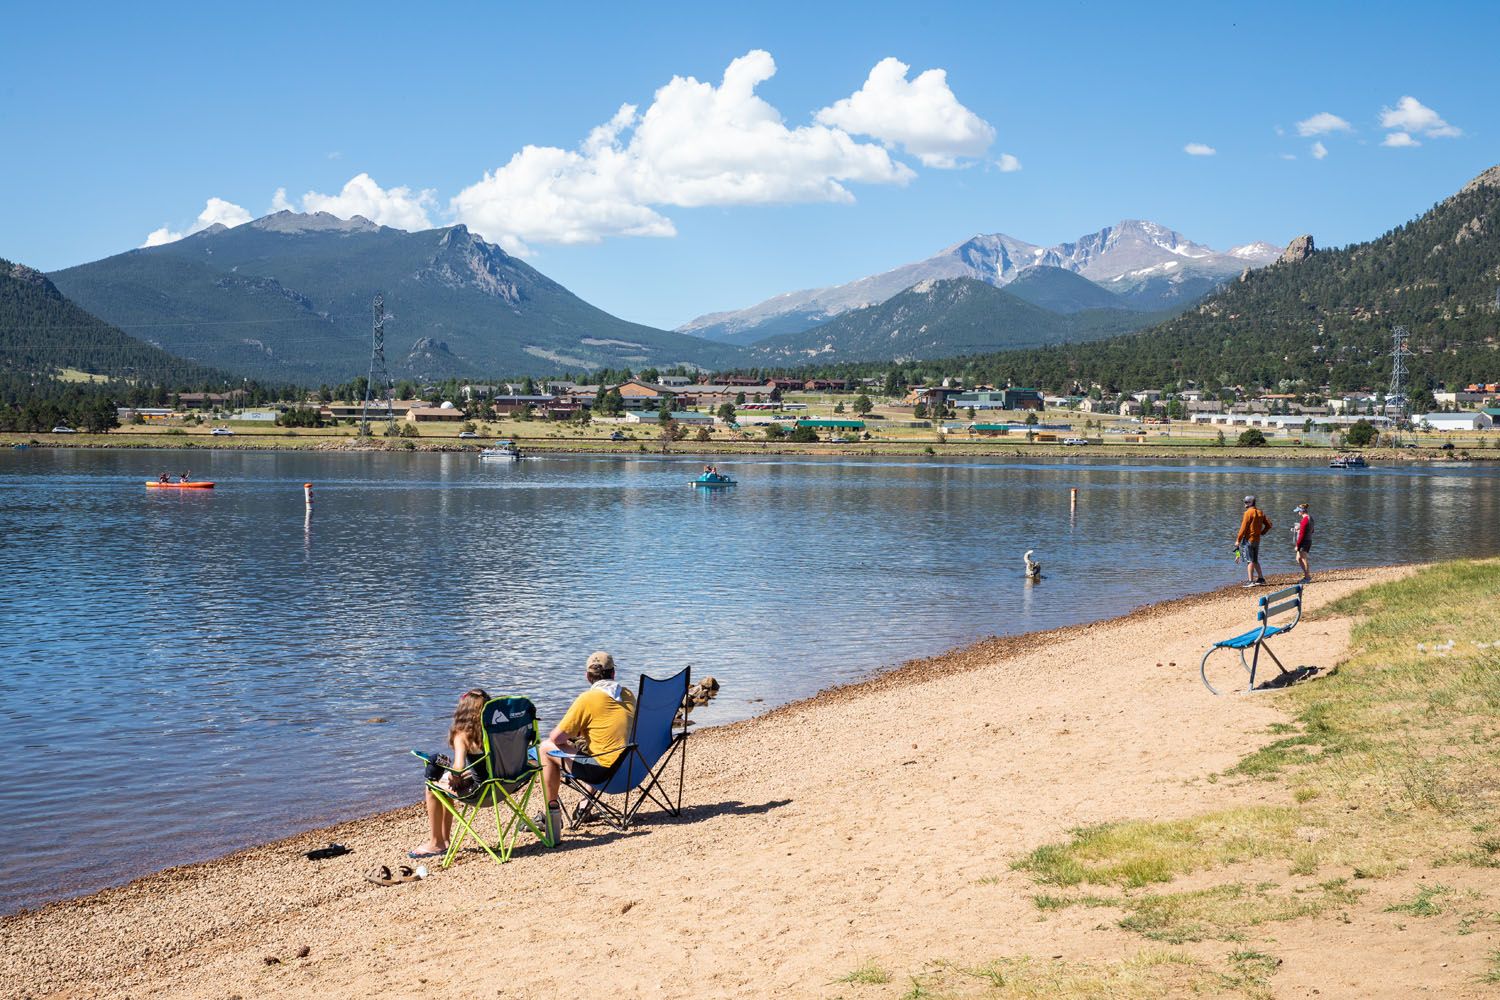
[145,481,216,489]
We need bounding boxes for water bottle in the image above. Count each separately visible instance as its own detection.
[546,800,563,845]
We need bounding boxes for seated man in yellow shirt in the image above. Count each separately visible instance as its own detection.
[540,651,636,836]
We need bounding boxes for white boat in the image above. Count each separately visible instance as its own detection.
[480,440,522,460]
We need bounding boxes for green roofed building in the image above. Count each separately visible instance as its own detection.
[795,419,866,430]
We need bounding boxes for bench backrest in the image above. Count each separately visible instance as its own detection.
[1256,585,1303,633]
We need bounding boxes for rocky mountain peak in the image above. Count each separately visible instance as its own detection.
[1279,235,1316,265]
[1459,164,1500,196]
[248,211,380,235]
[421,226,523,305]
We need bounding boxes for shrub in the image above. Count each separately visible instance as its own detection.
[1346,419,1377,447]
[1237,429,1267,447]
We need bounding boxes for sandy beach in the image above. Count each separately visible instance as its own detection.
[7,564,1497,999]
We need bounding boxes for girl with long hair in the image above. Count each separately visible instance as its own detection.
[410,688,489,859]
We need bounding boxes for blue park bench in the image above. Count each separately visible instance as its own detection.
[1200,584,1305,695]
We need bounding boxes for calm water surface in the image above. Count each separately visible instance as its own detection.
[2,449,1498,912]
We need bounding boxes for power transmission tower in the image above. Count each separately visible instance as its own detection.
[361,293,393,434]
[1387,325,1414,428]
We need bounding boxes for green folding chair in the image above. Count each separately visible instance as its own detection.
[416,695,556,866]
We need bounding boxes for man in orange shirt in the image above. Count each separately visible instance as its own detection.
[1235,495,1272,587]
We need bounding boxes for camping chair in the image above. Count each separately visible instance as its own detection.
[550,667,690,831]
[1200,585,1304,695]
[421,695,556,866]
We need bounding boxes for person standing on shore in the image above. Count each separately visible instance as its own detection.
[1292,503,1314,583]
[1235,495,1271,587]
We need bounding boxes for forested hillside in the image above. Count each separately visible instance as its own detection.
[752,277,1166,363]
[0,259,219,385]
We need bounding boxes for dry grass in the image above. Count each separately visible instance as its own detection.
[856,950,1277,999]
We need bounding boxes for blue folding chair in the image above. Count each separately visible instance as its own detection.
[551,667,690,831]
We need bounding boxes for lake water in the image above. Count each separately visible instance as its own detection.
[3,448,1499,913]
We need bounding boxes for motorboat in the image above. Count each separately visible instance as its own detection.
[1328,453,1368,469]
[480,440,522,460]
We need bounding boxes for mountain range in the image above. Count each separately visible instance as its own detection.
[678,221,1282,345]
[48,213,741,384]
[751,274,1173,364]
[865,163,1500,395]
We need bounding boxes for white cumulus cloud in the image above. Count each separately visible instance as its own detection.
[1380,96,1462,144]
[141,197,253,247]
[995,153,1022,172]
[1296,112,1352,137]
[139,51,987,256]
[1184,143,1216,156]
[813,56,995,168]
[451,50,921,254]
[1311,141,1328,160]
[296,173,437,230]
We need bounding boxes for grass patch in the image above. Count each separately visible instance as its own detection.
[1483,950,1500,985]
[1115,880,1361,944]
[1012,807,1296,888]
[897,950,1275,999]
[835,961,891,985]
[1384,883,1453,917]
[1031,893,1116,911]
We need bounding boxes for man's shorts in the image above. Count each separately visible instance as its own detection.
[1296,542,1311,553]
[1242,541,1260,562]
[566,757,616,787]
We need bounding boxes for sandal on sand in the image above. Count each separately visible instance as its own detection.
[407,849,444,859]
[396,865,421,882]
[364,865,398,886]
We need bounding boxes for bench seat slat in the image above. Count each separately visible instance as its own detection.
[1263,586,1302,604]
[1214,623,1287,650]
[1262,599,1301,619]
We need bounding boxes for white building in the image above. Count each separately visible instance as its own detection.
[1418,412,1493,431]
[1189,413,1393,430]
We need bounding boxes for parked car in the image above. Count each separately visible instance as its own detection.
[1062,437,1089,446]
[830,436,849,443]
[51,426,76,433]
[457,430,478,439]
[210,427,234,436]
[609,430,626,441]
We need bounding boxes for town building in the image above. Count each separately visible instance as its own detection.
[1418,412,1494,431]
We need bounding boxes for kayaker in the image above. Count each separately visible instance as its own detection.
[158,473,170,483]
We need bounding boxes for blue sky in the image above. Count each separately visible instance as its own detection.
[1,0,1494,329]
